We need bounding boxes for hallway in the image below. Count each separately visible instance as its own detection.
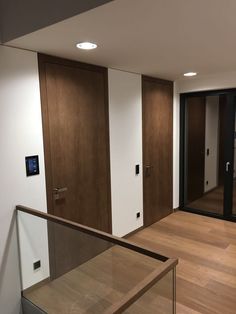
[130,211,236,314]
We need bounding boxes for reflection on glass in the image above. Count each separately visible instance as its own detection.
[124,270,174,314]
[233,110,236,215]
[184,95,226,215]
[18,210,174,314]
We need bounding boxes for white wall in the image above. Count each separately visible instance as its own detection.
[18,214,50,290]
[205,96,219,192]
[0,51,145,314]
[174,72,236,207]
[0,45,49,312]
[108,69,143,237]
[173,82,180,209]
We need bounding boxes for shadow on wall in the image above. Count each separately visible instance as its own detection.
[0,210,22,313]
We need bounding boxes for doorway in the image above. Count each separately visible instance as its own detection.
[180,89,236,221]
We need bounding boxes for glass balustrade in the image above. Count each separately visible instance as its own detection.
[17,206,177,314]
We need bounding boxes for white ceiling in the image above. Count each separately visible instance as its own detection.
[6,0,236,80]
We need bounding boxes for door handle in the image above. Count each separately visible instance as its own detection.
[145,165,153,177]
[226,162,231,172]
[53,187,68,193]
[53,187,68,200]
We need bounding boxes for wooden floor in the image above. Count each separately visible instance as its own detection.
[187,186,224,215]
[130,211,236,314]
[25,246,172,313]
[25,211,236,313]
[187,181,236,215]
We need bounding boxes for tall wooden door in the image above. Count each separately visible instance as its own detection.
[186,96,206,203]
[142,76,173,227]
[38,55,111,277]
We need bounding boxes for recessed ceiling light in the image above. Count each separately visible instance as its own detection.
[184,72,197,77]
[76,42,97,50]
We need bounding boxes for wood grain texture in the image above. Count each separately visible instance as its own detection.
[187,185,224,215]
[24,246,174,314]
[142,76,173,226]
[38,54,112,278]
[38,54,111,232]
[186,96,206,203]
[130,211,236,314]
[16,205,167,262]
[105,258,177,314]
[188,181,236,216]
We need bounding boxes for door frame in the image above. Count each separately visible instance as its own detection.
[179,88,236,222]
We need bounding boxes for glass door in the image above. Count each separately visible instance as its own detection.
[180,90,236,220]
[232,108,236,216]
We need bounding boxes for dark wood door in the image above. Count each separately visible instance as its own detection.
[218,95,227,186]
[38,55,111,277]
[186,96,206,203]
[142,77,173,227]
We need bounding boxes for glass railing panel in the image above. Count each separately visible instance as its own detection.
[123,269,175,314]
[17,206,177,314]
[17,209,50,291]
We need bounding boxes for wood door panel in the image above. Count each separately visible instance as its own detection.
[142,77,173,226]
[45,63,110,230]
[38,54,111,278]
[186,97,206,203]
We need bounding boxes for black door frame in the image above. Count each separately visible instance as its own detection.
[179,88,236,222]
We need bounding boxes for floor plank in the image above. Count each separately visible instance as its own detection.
[130,211,236,314]
[24,246,169,314]
[24,211,236,313]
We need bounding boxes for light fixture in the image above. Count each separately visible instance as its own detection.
[184,72,197,77]
[76,42,97,50]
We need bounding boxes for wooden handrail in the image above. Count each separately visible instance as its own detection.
[104,258,178,314]
[16,205,168,262]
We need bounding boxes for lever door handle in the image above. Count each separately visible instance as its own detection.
[53,187,68,193]
[226,162,231,172]
[145,165,153,177]
[53,187,68,200]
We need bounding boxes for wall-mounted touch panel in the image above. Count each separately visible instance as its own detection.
[25,155,40,176]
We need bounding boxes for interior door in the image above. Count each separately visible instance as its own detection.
[38,54,111,277]
[142,76,173,227]
[181,91,236,219]
[183,94,225,215]
[225,93,236,218]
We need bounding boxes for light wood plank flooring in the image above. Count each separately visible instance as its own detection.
[187,180,236,215]
[25,246,171,313]
[130,211,236,314]
[25,211,236,313]
[187,186,224,215]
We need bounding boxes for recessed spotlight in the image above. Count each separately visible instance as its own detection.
[76,42,97,50]
[184,72,197,77]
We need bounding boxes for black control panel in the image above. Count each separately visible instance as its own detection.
[25,155,40,176]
